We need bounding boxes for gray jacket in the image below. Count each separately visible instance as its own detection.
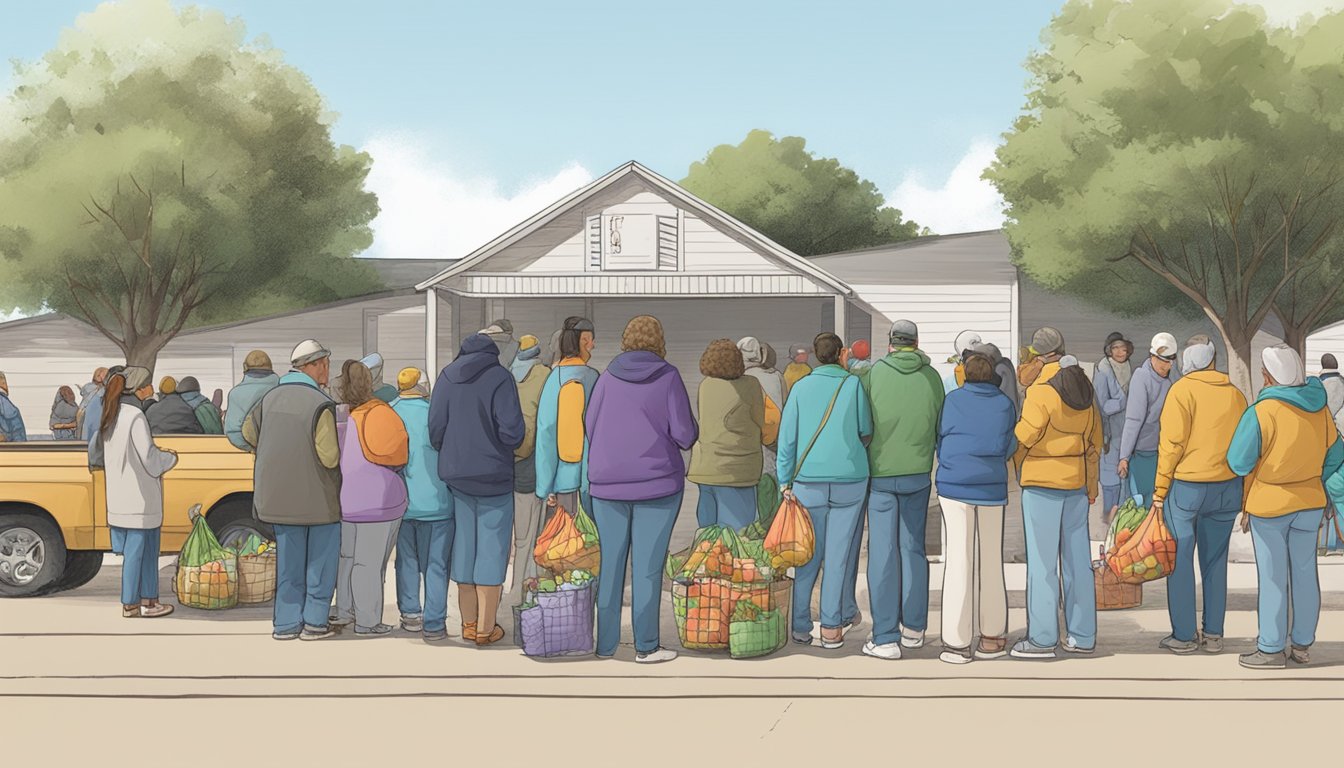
[1093,359,1131,450]
[1119,358,1175,459]
[246,378,342,526]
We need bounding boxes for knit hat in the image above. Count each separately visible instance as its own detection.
[397,367,423,392]
[1323,353,1338,372]
[1103,332,1133,356]
[1182,340,1216,374]
[159,376,177,395]
[954,330,982,355]
[1059,355,1079,368]
[519,335,539,351]
[290,339,330,367]
[243,350,272,371]
[889,319,919,346]
[177,376,202,394]
[851,339,871,361]
[1263,344,1305,387]
[1150,332,1178,361]
[122,367,152,392]
[1031,327,1064,356]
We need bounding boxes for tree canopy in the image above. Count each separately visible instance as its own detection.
[985,0,1344,393]
[0,0,382,371]
[682,129,925,256]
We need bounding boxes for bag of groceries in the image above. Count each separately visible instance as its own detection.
[232,532,277,604]
[743,474,782,539]
[175,505,238,610]
[763,495,815,571]
[534,502,600,575]
[1105,498,1176,585]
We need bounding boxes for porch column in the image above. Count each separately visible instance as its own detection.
[833,294,847,337]
[424,286,438,385]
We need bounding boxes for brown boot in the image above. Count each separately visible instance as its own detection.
[475,624,505,647]
[462,622,478,642]
[975,635,1007,660]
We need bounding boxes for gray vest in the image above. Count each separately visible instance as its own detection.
[249,383,341,526]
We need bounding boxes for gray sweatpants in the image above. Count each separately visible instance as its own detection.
[334,519,402,632]
[510,493,548,603]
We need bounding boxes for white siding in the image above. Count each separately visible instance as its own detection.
[454,273,828,296]
[681,213,788,273]
[523,229,586,274]
[1307,321,1344,374]
[849,283,1015,380]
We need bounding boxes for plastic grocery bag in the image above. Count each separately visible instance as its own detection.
[763,495,815,571]
[175,505,238,610]
[1105,499,1176,584]
[1104,495,1147,552]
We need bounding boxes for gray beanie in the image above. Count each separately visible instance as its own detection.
[1182,341,1216,374]
[889,320,919,346]
[1031,327,1064,356]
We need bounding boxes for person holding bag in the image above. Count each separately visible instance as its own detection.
[777,332,872,649]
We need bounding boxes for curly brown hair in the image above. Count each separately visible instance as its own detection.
[339,359,375,406]
[700,339,745,380]
[621,315,666,358]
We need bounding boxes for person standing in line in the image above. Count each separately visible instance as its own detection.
[484,319,520,369]
[0,372,26,442]
[689,339,765,530]
[177,376,223,434]
[783,344,813,395]
[777,333,872,650]
[509,334,551,605]
[99,367,178,618]
[935,353,1016,663]
[854,320,943,659]
[1228,345,1344,669]
[1094,332,1135,522]
[77,366,109,441]
[847,340,873,373]
[242,339,343,641]
[331,360,409,636]
[975,342,1020,415]
[225,351,280,451]
[1011,334,1102,660]
[738,336,786,477]
[391,368,455,641]
[429,328,525,647]
[354,353,399,403]
[1149,336,1246,656]
[584,316,698,663]
[1320,353,1344,432]
[942,330,981,394]
[535,317,600,517]
[49,386,79,440]
[1118,332,1179,507]
[147,377,202,436]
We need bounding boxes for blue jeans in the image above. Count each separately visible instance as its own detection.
[1249,509,1323,653]
[790,480,868,635]
[1164,478,1241,642]
[111,527,160,605]
[1127,450,1159,508]
[1101,484,1122,517]
[1021,487,1096,649]
[273,522,341,634]
[695,484,757,531]
[859,475,932,642]
[449,489,513,586]
[395,518,455,633]
[592,492,682,656]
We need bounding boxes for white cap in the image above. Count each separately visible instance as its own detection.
[954,330,982,355]
[479,323,506,336]
[1150,332,1178,360]
[290,339,330,367]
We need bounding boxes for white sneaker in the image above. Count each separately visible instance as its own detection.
[899,626,925,649]
[862,639,903,660]
[939,649,973,665]
[635,647,678,664]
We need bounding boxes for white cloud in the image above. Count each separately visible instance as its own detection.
[362,134,594,260]
[887,139,1006,236]
[1247,0,1340,25]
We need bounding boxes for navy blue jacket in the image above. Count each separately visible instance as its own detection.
[935,382,1018,505]
[429,334,525,497]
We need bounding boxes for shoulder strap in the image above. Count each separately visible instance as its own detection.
[796,375,849,475]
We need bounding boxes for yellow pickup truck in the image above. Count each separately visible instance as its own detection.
[0,435,260,597]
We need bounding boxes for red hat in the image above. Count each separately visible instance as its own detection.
[851,339,871,360]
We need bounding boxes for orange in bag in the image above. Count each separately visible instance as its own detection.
[763,495,815,571]
[1104,504,1176,585]
[534,505,584,572]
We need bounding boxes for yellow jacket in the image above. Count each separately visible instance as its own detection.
[1228,380,1343,518]
[1013,362,1103,497]
[1152,370,1248,502]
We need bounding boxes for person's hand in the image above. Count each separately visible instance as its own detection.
[1151,498,1164,516]
[546,494,557,508]
[1239,512,1250,534]
[1117,459,1129,479]
[1088,496,1096,506]
[782,487,795,502]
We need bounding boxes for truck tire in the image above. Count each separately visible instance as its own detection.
[207,497,274,550]
[0,512,68,598]
[57,550,104,592]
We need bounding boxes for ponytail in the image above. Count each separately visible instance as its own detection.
[99,374,127,441]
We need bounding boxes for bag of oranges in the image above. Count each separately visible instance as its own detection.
[763,494,815,571]
[174,505,238,610]
[534,502,601,575]
[1105,501,1176,584]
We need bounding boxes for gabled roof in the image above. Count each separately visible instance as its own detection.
[415,161,851,295]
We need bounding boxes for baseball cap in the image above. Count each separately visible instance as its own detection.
[1150,332,1178,361]
[889,319,919,346]
[290,339,331,367]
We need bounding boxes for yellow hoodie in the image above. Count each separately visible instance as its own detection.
[1152,370,1247,502]
[1013,362,1103,497]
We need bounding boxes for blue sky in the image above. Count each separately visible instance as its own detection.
[0,0,1329,265]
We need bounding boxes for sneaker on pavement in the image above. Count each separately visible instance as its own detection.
[1201,634,1224,654]
[939,646,973,665]
[899,626,926,649]
[423,629,448,642]
[862,639,903,660]
[355,623,394,636]
[1010,639,1056,659]
[1290,645,1310,665]
[300,627,337,641]
[843,611,863,631]
[975,636,1008,660]
[792,633,813,646]
[1239,650,1287,669]
[139,603,174,618]
[401,614,424,633]
[635,647,678,664]
[1159,635,1199,655]
[1062,636,1094,655]
[272,630,301,641]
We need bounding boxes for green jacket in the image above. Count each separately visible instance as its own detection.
[860,348,944,478]
[688,377,765,487]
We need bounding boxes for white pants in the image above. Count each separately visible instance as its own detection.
[938,498,1008,650]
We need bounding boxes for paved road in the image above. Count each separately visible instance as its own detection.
[4,559,1344,763]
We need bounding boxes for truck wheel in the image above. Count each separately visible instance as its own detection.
[57,551,104,592]
[207,497,274,550]
[0,513,67,598]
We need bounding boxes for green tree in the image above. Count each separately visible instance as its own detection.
[0,0,381,373]
[985,0,1344,394]
[682,129,924,257]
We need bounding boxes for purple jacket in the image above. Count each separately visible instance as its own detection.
[585,351,698,501]
[337,405,409,523]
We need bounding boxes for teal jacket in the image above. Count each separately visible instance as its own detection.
[391,395,453,521]
[859,348,945,478]
[776,365,873,486]
[534,361,600,498]
[225,370,279,450]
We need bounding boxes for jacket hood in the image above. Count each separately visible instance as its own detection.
[606,350,674,383]
[884,348,931,373]
[962,381,1006,398]
[1256,377,1329,413]
[446,334,502,384]
[244,368,277,380]
[1048,367,1095,411]
[737,337,765,368]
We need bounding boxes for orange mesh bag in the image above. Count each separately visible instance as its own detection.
[534,505,584,573]
[680,577,732,648]
[1105,504,1177,585]
[763,496,815,571]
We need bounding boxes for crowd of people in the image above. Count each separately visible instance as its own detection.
[21,311,1344,671]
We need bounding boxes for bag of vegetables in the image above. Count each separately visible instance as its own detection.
[174,506,238,610]
[728,581,790,659]
[534,503,600,575]
[1105,497,1176,584]
[763,495,815,571]
[743,474,782,539]
[232,532,277,605]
